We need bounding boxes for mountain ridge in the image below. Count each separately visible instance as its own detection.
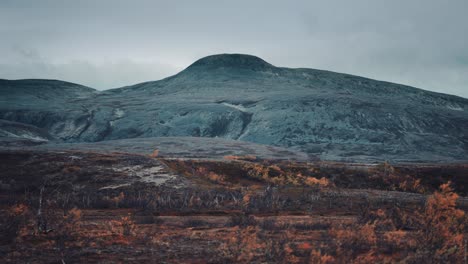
[1,54,467,101]
[1,54,467,162]
[185,53,275,71]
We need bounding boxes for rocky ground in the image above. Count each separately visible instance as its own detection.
[2,54,468,163]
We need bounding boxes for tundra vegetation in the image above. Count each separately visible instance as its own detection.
[0,150,466,263]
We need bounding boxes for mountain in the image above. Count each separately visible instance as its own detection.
[1,54,468,162]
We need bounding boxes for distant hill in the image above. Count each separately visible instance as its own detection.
[1,54,467,162]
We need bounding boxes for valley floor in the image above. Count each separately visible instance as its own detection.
[0,148,467,263]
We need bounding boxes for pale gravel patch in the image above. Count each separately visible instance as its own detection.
[100,183,132,190]
[110,164,182,187]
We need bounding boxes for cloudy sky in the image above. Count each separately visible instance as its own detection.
[1,0,467,97]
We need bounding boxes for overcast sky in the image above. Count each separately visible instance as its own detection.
[1,0,467,98]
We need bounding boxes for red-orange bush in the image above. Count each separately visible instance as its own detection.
[413,182,465,262]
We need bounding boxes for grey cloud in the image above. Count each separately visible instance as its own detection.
[0,59,179,90]
[0,0,467,97]
[1,47,179,89]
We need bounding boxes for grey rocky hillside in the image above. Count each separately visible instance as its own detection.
[1,54,467,162]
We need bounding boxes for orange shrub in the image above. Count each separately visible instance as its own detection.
[106,214,136,244]
[4,203,34,243]
[309,249,336,264]
[110,192,125,208]
[415,182,465,262]
[224,155,257,161]
[150,149,159,158]
[54,207,83,251]
[220,226,265,262]
[398,177,425,193]
[329,222,377,260]
[304,176,332,187]
[207,171,226,184]
[9,203,29,217]
[223,155,239,160]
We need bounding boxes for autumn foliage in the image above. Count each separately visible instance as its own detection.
[1,148,467,263]
[413,182,466,262]
[320,181,466,263]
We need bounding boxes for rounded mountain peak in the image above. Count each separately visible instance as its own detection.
[186,54,274,71]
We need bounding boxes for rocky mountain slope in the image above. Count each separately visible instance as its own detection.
[1,54,467,162]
